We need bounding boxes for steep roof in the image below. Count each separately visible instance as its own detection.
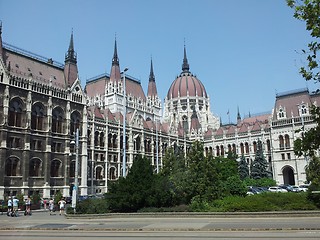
[3,43,66,88]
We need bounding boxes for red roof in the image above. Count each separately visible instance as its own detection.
[167,72,207,99]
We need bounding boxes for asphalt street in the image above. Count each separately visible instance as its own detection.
[0,210,320,232]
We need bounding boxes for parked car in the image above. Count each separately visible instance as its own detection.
[291,186,303,192]
[278,184,294,192]
[268,186,288,193]
[299,184,310,192]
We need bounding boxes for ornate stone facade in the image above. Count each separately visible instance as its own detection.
[0,25,318,199]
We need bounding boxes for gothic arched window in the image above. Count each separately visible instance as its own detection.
[70,111,81,135]
[5,157,20,176]
[8,98,23,127]
[29,158,42,177]
[52,107,64,133]
[31,103,45,130]
[50,160,61,177]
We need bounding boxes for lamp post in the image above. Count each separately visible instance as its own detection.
[156,120,159,173]
[71,128,79,213]
[121,67,129,177]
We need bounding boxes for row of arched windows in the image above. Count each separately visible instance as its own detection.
[8,98,81,134]
[205,140,272,157]
[5,157,105,180]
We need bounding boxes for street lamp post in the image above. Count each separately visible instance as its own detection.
[156,120,159,173]
[71,128,79,213]
[121,68,129,177]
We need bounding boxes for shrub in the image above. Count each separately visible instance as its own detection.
[74,198,110,214]
[190,192,318,212]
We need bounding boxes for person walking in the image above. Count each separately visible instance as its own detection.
[7,197,12,216]
[12,196,19,217]
[24,196,31,216]
[58,198,66,215]
[49,198,54,215]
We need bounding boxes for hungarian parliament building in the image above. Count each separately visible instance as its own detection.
[0,24,318,199]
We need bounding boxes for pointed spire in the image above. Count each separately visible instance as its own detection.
[182,43,190,73]
[237,106,241,120]
[64,30,78,86]
[68,29,74,51]
[112,37,119,66]
[147,57,158,97]
[65,30,77,64]
[149,57,155,82]
[109,36,121,82]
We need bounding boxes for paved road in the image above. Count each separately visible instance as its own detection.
[1,230,320,240]
[1,211,320,239]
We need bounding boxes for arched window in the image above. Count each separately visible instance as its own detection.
[94,131,99,146]
[100,132,104,147]
[31,103,45,130]
[96,166,103,180]
[108,133,112,149]
[216,146,220,156]
[284,134,290,149]
[109,167,116,180]
[245,142,249,154]
[112,134,117,148]
[253,141,257,153]
[50,160,61,177]
[266,139,271,152]
[70,111,81,135]
[228,144,232,153]
[182,115,188,133]
[278,108,285,119]
[232,144,236,153]
[5,157,20,176]
[29,158,42,177]
[221,145,225,156]
[240,143,244,155]
[8,98,23,127]
[301,105,307,114]
[279,135,284,150]
[52,107,64,133]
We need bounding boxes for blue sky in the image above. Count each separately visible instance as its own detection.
[0,0,314,123]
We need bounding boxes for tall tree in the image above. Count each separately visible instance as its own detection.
[287,1,320,189]
[238,154,249,180]
[250,140,271,179]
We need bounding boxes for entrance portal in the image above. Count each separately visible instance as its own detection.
[282,166,295,185]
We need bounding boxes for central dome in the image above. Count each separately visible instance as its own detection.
[167,45,207,100]
[167,72,207,99]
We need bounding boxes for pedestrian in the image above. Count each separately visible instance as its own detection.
[12,196,19,217]
[58,198,66,215]
[43,198,47,210]
[24,196,31,216]
[49,198,54,215]
[7,196,12,216]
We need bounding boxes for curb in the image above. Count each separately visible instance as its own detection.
[65,210,320,219]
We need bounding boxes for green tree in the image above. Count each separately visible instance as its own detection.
[107,154,175,212]
[287,0,320,200]
[250,140,271,179]
[238,154,249,180]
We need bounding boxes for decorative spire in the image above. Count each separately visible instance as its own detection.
[65,30,77,64]
[147,57,158,97]
[64,30,78,86]
[182,43,190,73]
[237,106,241,120]
[149,57,155,82]
[109,36,121,82]
[112,37,119,66]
